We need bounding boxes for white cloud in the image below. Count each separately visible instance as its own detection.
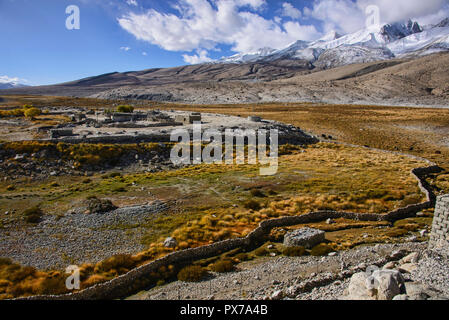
[304,0,365,34]
[120,46,131,51]
[118,0,447,60]
[0,75,26,85]
[142,51,148,56]
[118,0,321,55]
[182,49,213,64]
[126,0,138,7]
[281,2,301,19]
[357,0,449,25]
[305,0,449,33]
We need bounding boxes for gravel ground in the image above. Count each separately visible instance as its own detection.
[131,242,427,301]
[411,248,449,297]
[0,201,167,270]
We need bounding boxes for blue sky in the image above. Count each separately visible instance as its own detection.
[1,0,448,86]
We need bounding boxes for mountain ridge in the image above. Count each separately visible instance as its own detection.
[1,18,448,107]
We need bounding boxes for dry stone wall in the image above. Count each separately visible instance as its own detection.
[19,163,441,300]
[429,194,449,250]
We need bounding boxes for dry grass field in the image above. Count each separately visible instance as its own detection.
[1,94,448,298]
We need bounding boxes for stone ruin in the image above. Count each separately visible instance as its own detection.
[429,194,449,251]
[174,112,202,125]
[50,128,74,139]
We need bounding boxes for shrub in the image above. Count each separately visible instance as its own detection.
[6,185,15,191]
[85,197,117,214]
[385,228,409,238]
[254,247,268,257]
[108,172,122,178]
[113,186,126,193]
[244,200,261,211]
[250,189,266,198]
[24,108,41,119]
[177,265,207,282]
[283,246,306,257]
[310,243,333,256]
[94,254,135,274]
[116,105,134,113]
[23,206,43,224]
[37,275,68,295]
[0,258,12,266]
[235,253,250,261]
[82,274,108,288]
[1,265,36,282]
[211,259,234,273]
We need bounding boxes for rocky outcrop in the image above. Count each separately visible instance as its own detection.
[283,228,325,249]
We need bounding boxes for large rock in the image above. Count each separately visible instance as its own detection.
[164,237,178,248]
[346,272,377,300]
[400,252,420,264]
[405,282,445,300]
[344,269,406,300]
[283,228,325,249]
[370,270,404,300]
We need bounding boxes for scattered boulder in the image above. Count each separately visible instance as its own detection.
[344,269,405,300]
[85,197,117,214]
[164,237,178,248]
[400,252,420,264]
[398,263,418,274]
[271,290,284,300]
[283,228,325,249]
[404,282,447,300]
[393,294,409,300]
[383,261,397,270]
[346,272,376,300]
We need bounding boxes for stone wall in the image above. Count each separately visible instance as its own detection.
[18,164,441,300]
[429,194,449,250]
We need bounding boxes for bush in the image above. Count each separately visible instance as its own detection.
[385,228,409,238]
[177,265,207,282]
[0,258,12,266]
[283,246,306,257]
[310,243,333,256]
[37,275,68,295]
[116,105,134,113]
[211,260,234,273]
[254,247,268,257]
[235,253,250,261]
[24,108,41,119]
[23,206,43,224]
[250,189,266,198]
[94,254,135,274]
[113,186,126,193]
[85,197,117,214]
[244,200,261,211]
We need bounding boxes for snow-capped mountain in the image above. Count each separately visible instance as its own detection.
[217,47,276,64]
[0,77,28,89]
[215,18,449,68]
